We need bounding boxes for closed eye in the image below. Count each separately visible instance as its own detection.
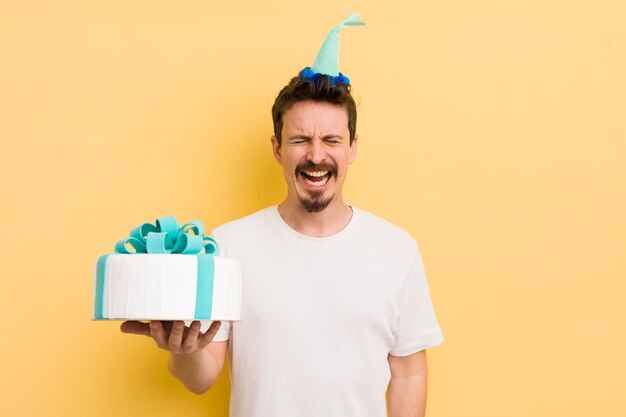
[287,135,311,144]
[323,135,343,144]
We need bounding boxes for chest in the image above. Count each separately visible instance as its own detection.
[236,247,402,338]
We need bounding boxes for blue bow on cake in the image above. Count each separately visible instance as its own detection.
[114,216,219,255]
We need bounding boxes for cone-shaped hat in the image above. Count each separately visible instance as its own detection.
[302,12,365,84]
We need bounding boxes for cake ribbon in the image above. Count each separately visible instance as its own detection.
[114,216,219,255]
[95,216,220,320]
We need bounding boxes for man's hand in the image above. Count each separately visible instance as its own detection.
[120,320,222,356]
[120,320,227,394]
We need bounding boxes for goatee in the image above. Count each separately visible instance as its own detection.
[299,191,333,213]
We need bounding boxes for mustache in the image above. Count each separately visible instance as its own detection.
[296,161,337,176]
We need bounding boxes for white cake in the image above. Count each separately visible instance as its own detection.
[94,254,241,321]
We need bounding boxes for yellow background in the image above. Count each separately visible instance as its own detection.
[1,1,624,416]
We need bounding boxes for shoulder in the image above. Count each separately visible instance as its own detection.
[213,206,275,234]
[354,207,419,255]
[356,207,417,245]
[212,206,274,238]
[210,207,276,257]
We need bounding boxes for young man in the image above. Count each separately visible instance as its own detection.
[122,71,443,417]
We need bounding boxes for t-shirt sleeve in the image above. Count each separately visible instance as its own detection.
[206,320,231,342]
[185,320,230,342]
[390,246,444,356]
[201,227,232,342]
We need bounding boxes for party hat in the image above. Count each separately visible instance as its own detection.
[301,12,365,85]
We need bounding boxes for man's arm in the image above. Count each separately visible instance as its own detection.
[387,350,428,417]
[121,320,227,394]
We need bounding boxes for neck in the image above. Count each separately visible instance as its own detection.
[277,196,353,238]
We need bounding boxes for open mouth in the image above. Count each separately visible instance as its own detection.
[300,169,332,187]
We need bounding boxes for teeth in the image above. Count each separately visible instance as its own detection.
[304,170,329,177]
[303,175,330,187]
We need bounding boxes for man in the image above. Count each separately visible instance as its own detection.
[122,13,443,417]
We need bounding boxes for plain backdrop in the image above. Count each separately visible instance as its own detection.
[1,1,625,416]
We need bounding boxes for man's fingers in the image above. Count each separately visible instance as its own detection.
[120,321,151,336]
[168,320,185,349]
[182,321,202,351]
[123,320,221,354]
[198,321,222,347]
[149,321,168,348]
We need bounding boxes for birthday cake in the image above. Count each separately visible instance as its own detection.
[93,216,241,321]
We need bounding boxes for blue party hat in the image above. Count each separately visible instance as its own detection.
[301,12,365,85]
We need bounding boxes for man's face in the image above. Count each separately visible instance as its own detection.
[271,100,358,213]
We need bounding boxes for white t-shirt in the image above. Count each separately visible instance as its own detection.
[210,206,443,417]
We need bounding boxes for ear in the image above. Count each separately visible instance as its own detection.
[348,134,358,164]
[271,135,282,164]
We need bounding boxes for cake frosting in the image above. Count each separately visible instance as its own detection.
[93,216,241,321]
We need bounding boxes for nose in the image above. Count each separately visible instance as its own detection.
[306,139,325,165]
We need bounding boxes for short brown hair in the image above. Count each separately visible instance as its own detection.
[272,70,357,145]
